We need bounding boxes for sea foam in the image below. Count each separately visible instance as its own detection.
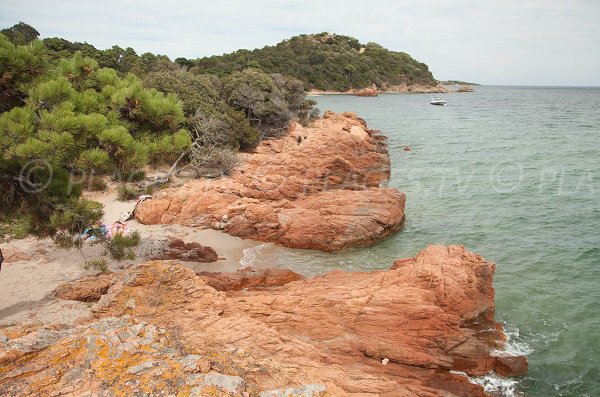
[239,243,268,268]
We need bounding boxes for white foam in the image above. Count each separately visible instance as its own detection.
[451,370,519,397]
[452,326,533,397]
[239,243,267,268]
[470,373,520,397]
[491,327,534,357]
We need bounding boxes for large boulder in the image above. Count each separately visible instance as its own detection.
[54,273,114,302]
[152,237,218,262]
[99,246,525,395]
[135,112,405,251]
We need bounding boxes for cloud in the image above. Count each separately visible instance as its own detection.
[1,0,599,85]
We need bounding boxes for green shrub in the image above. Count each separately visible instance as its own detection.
[47,198,103,247]
[28,77,77,110]
[83,258,108,272]
[49,198,104,236]
[0,214,34,239]
[117,183,139,201]
[0,33,47,112]
[103,230,140,261]
[85,176,108,191]
[76,148,114,175]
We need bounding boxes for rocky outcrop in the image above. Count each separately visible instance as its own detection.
[54,273,114,302]
[0,245,526,396]
[0,317,252,396]
[386,83,449,93]
[136,112,406,251]
[457,84,474,92]
[354,86,379,96]
[198,266,304,291]
[152,237,218,262]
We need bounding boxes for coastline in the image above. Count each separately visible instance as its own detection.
[308,83,474,96]
[0,111,525,397]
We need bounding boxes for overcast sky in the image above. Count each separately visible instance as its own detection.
[1,0,599,86]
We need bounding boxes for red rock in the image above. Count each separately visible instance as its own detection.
[0,317,249,396]
[354,86,379,97]
[404,146,412,151]
[84,245,526,396]
[198,266,304,291]
[54,273,114,302]
[152,237,218,262]
[494,355,529,377]
[135,112,405,251]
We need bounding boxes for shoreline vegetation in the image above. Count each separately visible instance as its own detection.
[0,22,524,397]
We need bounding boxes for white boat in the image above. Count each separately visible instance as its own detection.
[430,97,446,106]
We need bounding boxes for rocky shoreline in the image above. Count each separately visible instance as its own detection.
[0,246,526,396]
[309,83,475,96]
[0,112,526,396]
[136,112,406,251]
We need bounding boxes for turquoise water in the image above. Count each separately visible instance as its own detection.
[249,86,600,396]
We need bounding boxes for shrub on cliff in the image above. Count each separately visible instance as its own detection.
[223,68,315,137]
[143,69,260,149]
[0,37,190,237]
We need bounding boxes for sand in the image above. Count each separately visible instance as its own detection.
[0,187,261,326]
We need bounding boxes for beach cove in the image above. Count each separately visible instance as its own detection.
[0,110,529,396]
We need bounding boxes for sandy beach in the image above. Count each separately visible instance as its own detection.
[0,187,260,326]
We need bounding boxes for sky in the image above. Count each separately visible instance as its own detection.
[1,0,599,86]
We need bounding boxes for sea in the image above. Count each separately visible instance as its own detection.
[242,86,600,396]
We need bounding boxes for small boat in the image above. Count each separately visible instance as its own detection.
[430,97,446,106]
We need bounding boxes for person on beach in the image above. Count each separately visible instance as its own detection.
[106,221,129,238]
[0,248,3,272]
[80,221,107,242]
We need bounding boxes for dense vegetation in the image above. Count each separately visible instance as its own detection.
[0,22,315,239]
[190,33,437,91]
[2,24,437,92]
[0,22,435,240]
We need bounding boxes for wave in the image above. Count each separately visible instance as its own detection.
[455,327,534,396]
[469,373,520,397]
[491,327,534,357]
[239,243,268,268]
[450,371,519,397]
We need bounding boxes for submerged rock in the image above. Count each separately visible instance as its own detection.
[135,112,405,251]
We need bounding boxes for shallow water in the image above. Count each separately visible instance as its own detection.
[247,86,600,396]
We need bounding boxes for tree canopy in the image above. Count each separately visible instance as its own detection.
[190,33,437,91]
[0,33,191,235]
[0,23,318,238]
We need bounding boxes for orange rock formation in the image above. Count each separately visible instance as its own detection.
[136,112,406,251]
[0,245,527,396]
